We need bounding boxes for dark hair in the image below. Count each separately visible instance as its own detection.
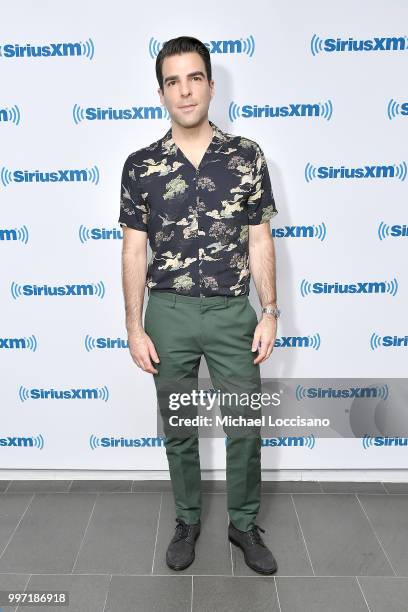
[155,36,212,91]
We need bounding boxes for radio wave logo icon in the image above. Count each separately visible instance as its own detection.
[304,163,318,183]
[362,435,377,449]
[242,35,255,57]
[308,333,321,350]
[303,434,315,449]
[387,98,403,120]
[228,102,241,122]
[11,282,23,299]
[85,334,97,352]
[386,278,399,296]
[1,104,21,125]
[17,224,29,243]
[378,221,391,240]
[395,161,407,181]
[90,434,101,450]
[310,34,325,56]
[1,166,13,186]
[86,166,99,185]
[33,434,44,449]
[296,385,309,401]
[319,99,333,120]
[149,37,162,58]
[25,335,38,351]
[81,38,95,60]
[72,104,86,125]
[98,386,109,401]
[79,224,92,243]
[300,279,313,297]
[370,333,383,350]
[93,281,105,299]
[314,222,326,241]
[19,385,30,402]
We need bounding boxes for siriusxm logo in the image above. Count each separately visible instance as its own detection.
[262,435,315,448]
[19,386,109,402]
[296,384,389,401]
[363,435,408,449]
[79,225,123,242]
[378,222,408,240]
[0,435,44,449]
[0,39,94,59]
[1,166,99,186]
[272,223,326,240]
[0,225,28,243]
[370,333,408,350]
[90,435,165,449]
[11,281,105,299]
[311,34,408,56]
[0,104,21,124]
[300,278,398,297]
[149,36,255,58]
[73,104,169,124]
[0,336,37,351]
[305,161,407,182]
[274,334,321,350]
[229,100,332,122]
[85,335,128,351]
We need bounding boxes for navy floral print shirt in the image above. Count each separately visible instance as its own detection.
[118,120,278,297]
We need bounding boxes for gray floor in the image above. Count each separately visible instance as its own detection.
[0,480,408,611]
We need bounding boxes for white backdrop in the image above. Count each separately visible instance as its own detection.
[1,0,407,471]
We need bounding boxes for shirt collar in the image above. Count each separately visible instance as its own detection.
[161,119,229,156]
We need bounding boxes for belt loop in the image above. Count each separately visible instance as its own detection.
[224,295,228,308]
[171,293,176,308]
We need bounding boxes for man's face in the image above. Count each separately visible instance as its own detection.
[158,51,214,129]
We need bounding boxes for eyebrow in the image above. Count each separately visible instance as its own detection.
[163,70,205,85]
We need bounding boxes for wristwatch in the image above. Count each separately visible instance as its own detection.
[261,305,281,319]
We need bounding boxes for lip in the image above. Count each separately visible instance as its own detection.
[179,104,197,110]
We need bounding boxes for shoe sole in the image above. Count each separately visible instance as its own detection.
[166,531,201,571]
[228,535,278,575]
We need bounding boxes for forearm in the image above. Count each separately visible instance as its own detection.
[249,234,277,308]
[121,247,147,333]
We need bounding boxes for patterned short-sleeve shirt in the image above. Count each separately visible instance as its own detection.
[118,120,278,297]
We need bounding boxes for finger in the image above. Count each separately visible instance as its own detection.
[137,359,157,374]
[139,353,159,374]
[251,332,261,352]
[253,344,268,364]
[258,343,274,363]
[147,339,160,363]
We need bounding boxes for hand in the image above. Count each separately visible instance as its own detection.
[128,327,160,374]
[251,316,277,364]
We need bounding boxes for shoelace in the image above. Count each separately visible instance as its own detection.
[173,517,191,542]
[247,524,266,547]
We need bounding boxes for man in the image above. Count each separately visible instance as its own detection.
[118,36,280,575]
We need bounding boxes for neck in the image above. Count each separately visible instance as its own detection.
[171,117,213,146]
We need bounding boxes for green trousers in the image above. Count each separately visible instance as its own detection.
[144,290,263,532]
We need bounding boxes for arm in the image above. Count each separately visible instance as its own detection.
[248,221,278,364]
[121,226,160,374]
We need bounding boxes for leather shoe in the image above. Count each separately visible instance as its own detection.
[166,517,201,570]
[228,521,278,574]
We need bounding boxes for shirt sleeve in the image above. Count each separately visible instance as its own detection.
[247,144,278,225]
[118,154,148,232]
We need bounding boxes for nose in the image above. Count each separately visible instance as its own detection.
[179,79,192,98]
